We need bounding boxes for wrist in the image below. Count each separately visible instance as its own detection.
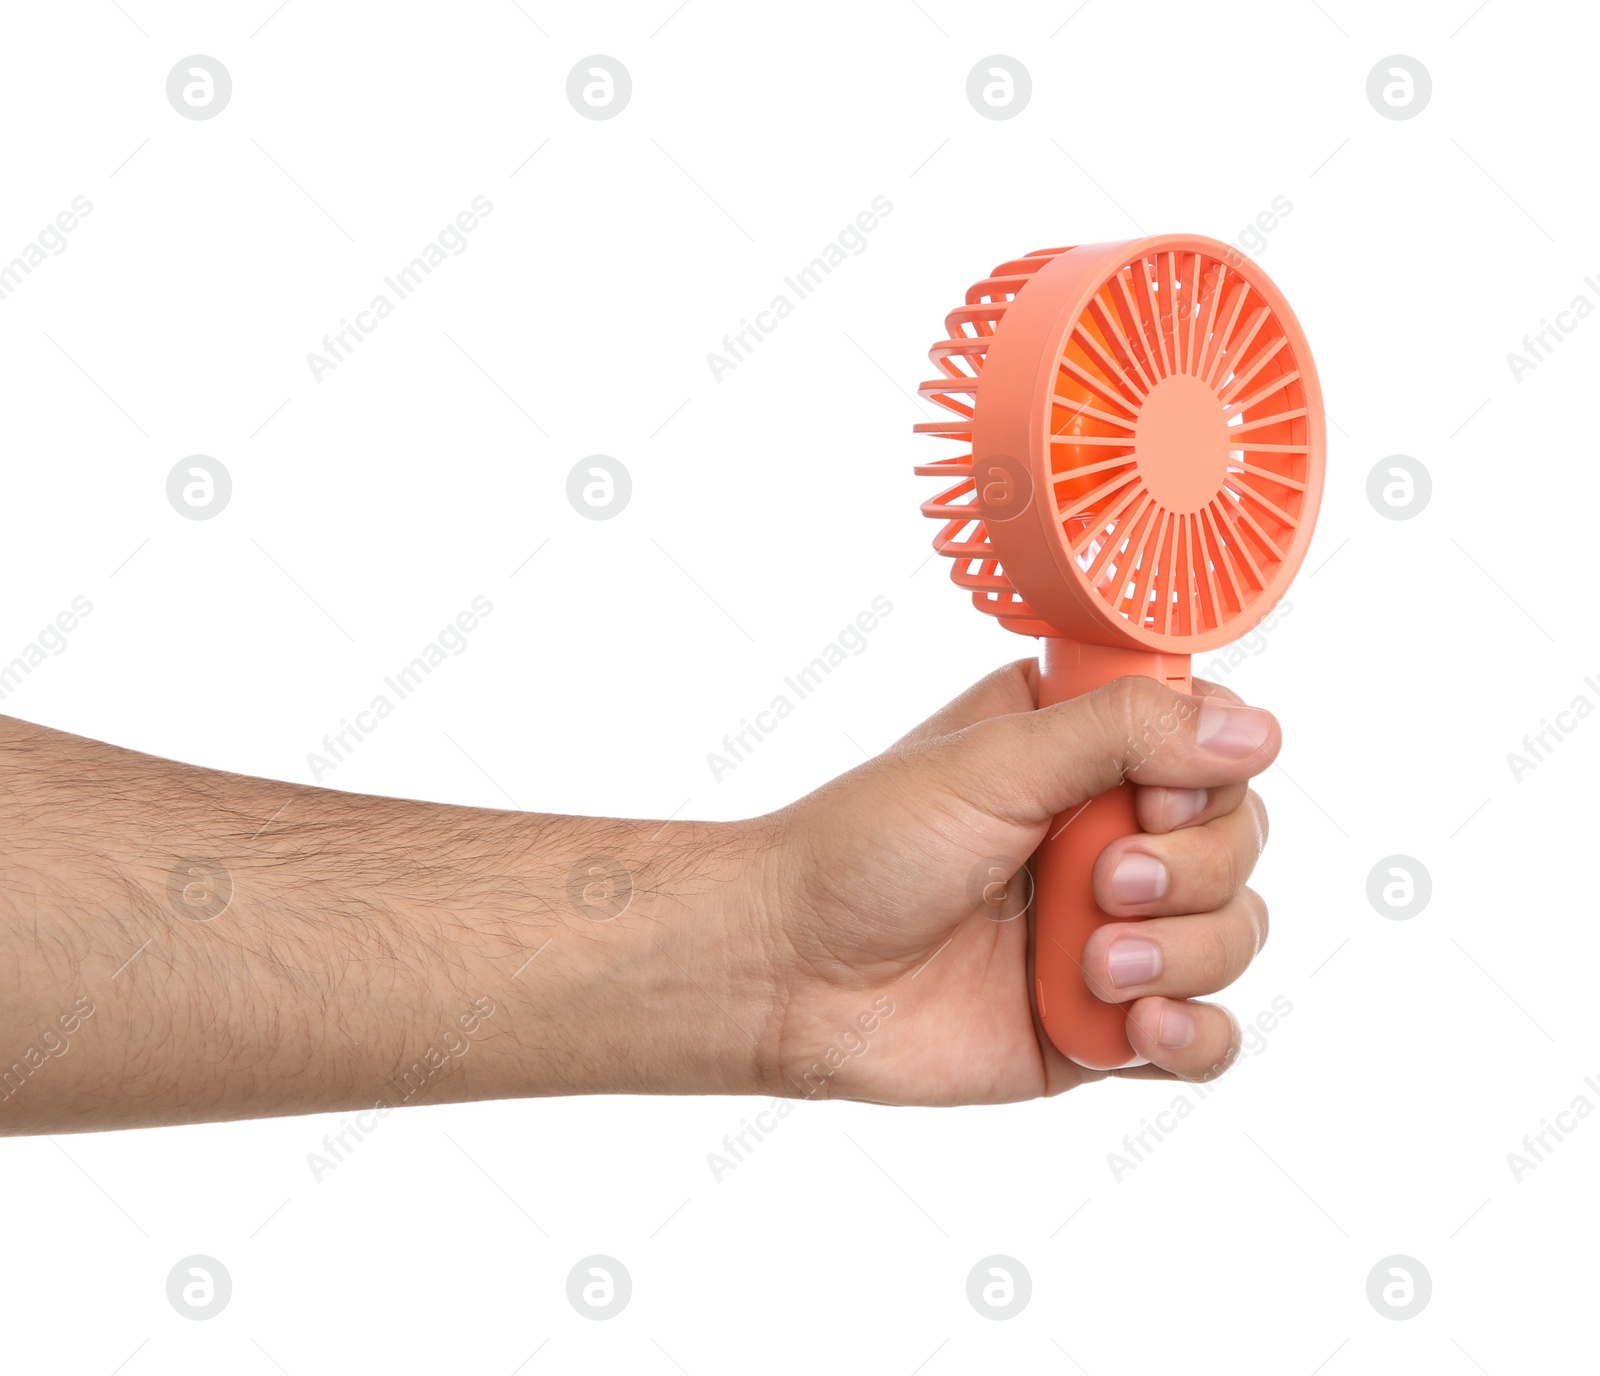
[489,813,786,1099]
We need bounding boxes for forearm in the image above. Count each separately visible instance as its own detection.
[0,715,779,1134]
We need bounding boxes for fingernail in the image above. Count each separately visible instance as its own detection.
[1162,787,1208,828]
[1110,852,1168,905]
[1157,1004,1196,1048]
[1107,938,1162,987]
[1196,701,1272,757]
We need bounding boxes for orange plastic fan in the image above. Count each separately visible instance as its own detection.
[914,235,1325,1069]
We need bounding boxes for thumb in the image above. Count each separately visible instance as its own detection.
[921,675,1281,827]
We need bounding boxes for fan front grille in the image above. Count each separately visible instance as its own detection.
[1051,248,1312,639]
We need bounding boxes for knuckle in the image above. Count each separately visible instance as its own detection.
[1216,828,1247,897]
[1094,676,1186,777]
[1084,685,1136,782]
[1096,676,1146,737]
[1007,656,1039,688]
[1200,803,1261,899]
[1196,918,1241,981]
[1185,826,1241,902]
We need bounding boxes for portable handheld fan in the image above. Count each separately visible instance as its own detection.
[915,235,1325,1069]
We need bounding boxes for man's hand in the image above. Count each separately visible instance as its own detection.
[0,661,1279,1133]
[751,661,1280,1105]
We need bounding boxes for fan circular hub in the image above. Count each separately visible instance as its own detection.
[1132,375,1231,515]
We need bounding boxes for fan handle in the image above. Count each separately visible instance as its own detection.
[1033,638,1193,1069]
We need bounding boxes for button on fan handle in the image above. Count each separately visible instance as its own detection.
[1032,639,1192,1069]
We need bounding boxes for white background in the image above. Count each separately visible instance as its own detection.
[0,0,1594,1370]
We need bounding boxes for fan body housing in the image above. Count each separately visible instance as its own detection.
[915,235,1325,1068]
[918,235,1324,654]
